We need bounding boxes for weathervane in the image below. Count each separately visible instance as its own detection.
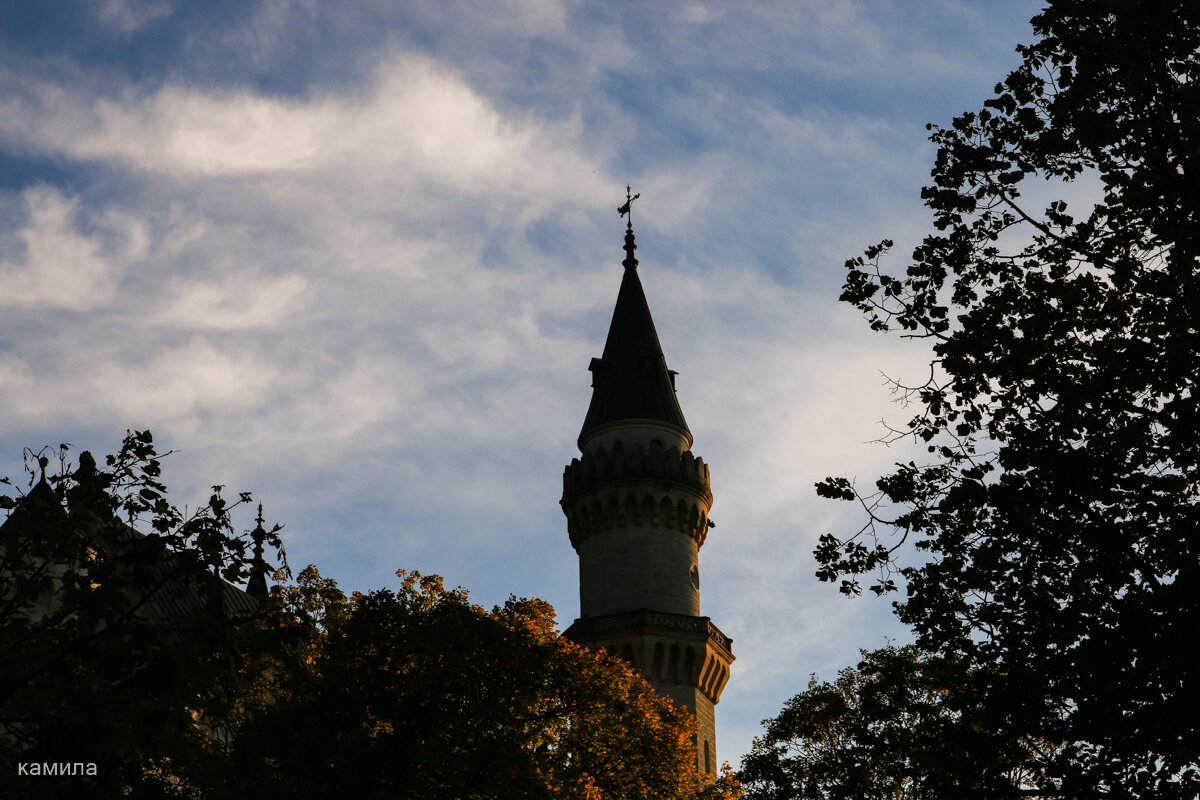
[618,185,640,270]
[617,184,640,230]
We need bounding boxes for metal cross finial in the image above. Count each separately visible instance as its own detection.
[618,185,640,270]
[617,184,640,230]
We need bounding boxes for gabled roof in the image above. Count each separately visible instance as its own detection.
[578,225,691,448]
[0,478,69,542]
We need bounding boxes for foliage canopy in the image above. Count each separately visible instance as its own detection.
[741,647,1058,800]
[232,566,740,800]
[0,431,286,797]
[813,1,1200,796]
[1,432,736,798]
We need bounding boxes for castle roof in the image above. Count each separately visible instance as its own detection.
[578,222,691,448]
[0,474,264,621]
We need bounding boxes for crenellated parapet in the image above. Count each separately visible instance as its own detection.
[561,439,713,549]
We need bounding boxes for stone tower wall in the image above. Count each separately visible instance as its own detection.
[577,526,699,616]
[563,436,712,619]
[563,609,732,776]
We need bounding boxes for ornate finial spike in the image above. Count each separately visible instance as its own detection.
[251,503,267,556]
[247,503,269,597]
[618,185,641,270]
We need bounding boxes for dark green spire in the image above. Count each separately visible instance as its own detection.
[578,218,690,448]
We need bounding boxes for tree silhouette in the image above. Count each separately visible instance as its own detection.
[814,2,1200,797]
[742,647,1066,799]
[2,433,740,798]
[230,566,741,800]
[0,431,286,797]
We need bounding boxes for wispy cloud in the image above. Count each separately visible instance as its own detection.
[0,55,596,191]
[0,187,146,310]
[91,0,172,33]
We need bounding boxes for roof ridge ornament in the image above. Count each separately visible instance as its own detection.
[617,184,640,270]
[247,503,269,597]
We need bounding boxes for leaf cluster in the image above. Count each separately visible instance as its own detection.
[741,647,1061,800]
[2,432,740,798]
[0,431,289,797]
[814,2,1200,796]
[231,567,739,800]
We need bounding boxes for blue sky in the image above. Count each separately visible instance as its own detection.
[0,0,1044,767]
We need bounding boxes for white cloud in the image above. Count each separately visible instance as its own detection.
[148,273,309,331]
[680,2,725,25]
[75,338,277,421]
[0,187,143,310]
[92,0,172,33]
[0,55,601,205]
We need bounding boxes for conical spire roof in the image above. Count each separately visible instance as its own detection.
[578,220,690,448]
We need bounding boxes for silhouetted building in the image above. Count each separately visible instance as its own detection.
[0,471,263,634]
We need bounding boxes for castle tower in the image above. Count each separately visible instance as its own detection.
[561,198,733,774]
